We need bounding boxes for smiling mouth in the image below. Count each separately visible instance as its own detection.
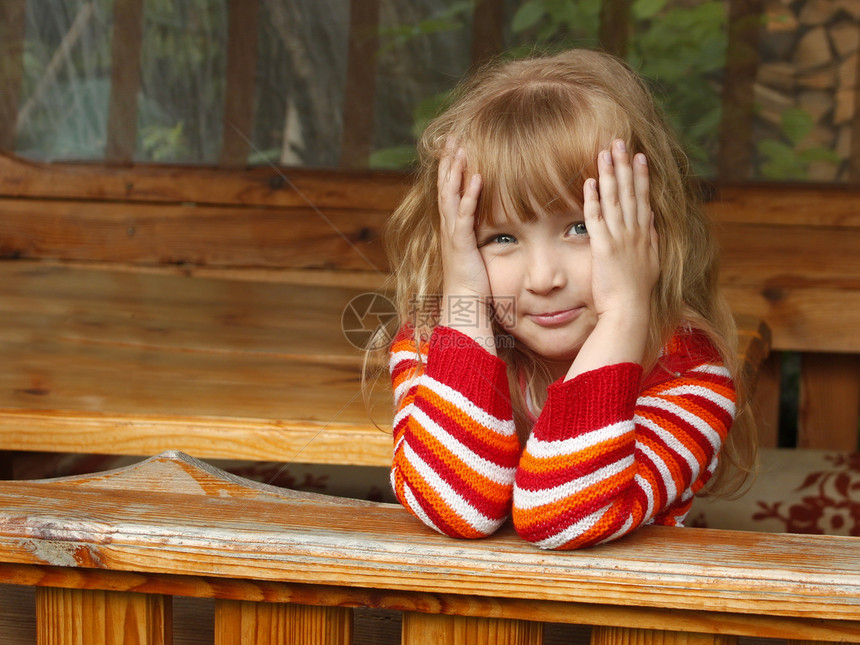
[527,308,582,327]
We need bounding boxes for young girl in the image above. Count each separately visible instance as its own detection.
[383,48,755,550]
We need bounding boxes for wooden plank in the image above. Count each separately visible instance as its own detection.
[471,0,506,69]
[734,313,771,383]
[401,613,542,645]
[704,184,860,228]
[3,563,859,642]
[220,0,260,167]
[215,600,351,645]
[37,588,171,645]
[717,222,860,353]
[591,627,735,645]
[0,152,409,209]
[598,0,631,59]
[0,0,28,151]
[339,0,380,169]
[0,455,858,624]
[798,353,860,451]
[0,263,383,360]
[752,353,782,448]
[106,0,145,163]
[0,198,388,271]
[0,584,36,644]
[716,0,763,181]
[0,263,395,465]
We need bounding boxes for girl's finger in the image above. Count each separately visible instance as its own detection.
[582,177,604,232]
[610,139,637,228]
[596,148,622,235]
[459,173,482,218]
[633,153,651,229]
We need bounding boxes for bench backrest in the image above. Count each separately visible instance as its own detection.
[1,153,858,451]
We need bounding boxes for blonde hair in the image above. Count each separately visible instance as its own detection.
[381,48,756,497]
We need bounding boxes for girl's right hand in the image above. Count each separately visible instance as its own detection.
[437,145,495,345]
[438,146,491,302]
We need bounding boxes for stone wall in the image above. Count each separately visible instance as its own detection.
[756,0,859,181]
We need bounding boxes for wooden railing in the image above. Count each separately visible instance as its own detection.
[0,451,858,644]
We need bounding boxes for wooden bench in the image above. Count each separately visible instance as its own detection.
[0,153,857,466]
[0,153,779,472]
[0,450,858,644]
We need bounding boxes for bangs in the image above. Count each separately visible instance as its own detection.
[465,83,628,226]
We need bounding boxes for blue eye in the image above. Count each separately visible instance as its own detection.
[567,222,588,237]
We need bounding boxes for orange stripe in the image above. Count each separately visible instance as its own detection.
[636,432,685,497]
[417,385,518,451]
[395,457,484,538]
[402,423,513,506]
[518,433,632,475]
[512,466,634,534]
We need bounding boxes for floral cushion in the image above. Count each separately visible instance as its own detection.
[689,449,860,536]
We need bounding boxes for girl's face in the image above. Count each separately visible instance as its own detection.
[477,200,597,380]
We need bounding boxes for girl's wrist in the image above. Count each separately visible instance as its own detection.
[439,292,497,355]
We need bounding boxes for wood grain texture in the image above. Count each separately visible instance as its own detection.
[105,0,144,163]
[220,0,260,167]
[0,153,410,209]
[2,562,858,641]
[0,262,393,465]
[215,600,350,645]
[716,0,762,181]
[592,627,735,645]
[0,0,27,151]
[401,612,542,645]
[470,0,505,69]
[339,0,380,169]
[798,353,860,451]
[0,263,767,465]
[0,453,858,630]
[37,588,170,645]
[0,198,388,271]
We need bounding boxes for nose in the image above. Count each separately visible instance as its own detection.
[524,248,566,295]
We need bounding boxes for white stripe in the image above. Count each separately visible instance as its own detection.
[532,506,608,549]
[638,397,725,453]
[409,406,516,485]
[401,480,444,534]
[636,414,701,482]
[638,443,677,502]
[513,456,634,510]
[402,440,501,535]
[393,378,414,406]
[601,514,635,544]
[419,375,516,437]
[525,420,631,459]
[691,364,730,378]
[634,472,655,518]
[389,349,422,371]
[656,385,736,417]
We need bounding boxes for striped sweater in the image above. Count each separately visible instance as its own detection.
[389,325,737,549]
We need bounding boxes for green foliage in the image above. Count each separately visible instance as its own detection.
[510,0,602,46]
[372,0,729,177]
[756,107,840,180]
[379,1,473,54]
[627,0,728,174]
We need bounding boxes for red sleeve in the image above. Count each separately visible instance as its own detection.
[389,326,520,538]
[512,332,737,549]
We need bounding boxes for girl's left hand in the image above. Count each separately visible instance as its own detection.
[583,139,660,322]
